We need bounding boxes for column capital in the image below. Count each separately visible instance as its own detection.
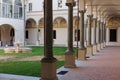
[66,2,76,6]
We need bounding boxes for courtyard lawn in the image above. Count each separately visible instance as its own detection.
[0,46,77,57]
[0,61,64,77]
[0,46,76,77]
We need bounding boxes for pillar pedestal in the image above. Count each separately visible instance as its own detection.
[41,58,58,80]
[97,43,101,52]
[103,42,106,48]
[36,40,40,46]
[100,43,104,49]
[93,44,97,52]
[78,48,86,60]
[64,51,76,68]
[87,45,93,56]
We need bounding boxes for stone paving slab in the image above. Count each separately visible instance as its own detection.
[0,77,22,80]
[59,46,120,80]
[0,74,40,80]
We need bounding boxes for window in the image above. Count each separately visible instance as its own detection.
[25,30,29,39]
[2,4,7,17]
[19,7,22,18]
[29,3,32,12]
[75,29,80,41]
[58,0,62,8]
[53,30,56,39]
[109,29,117,42]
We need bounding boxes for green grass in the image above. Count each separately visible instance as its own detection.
[0,46,76,77]
[0,61,64,77]
[0,46,77,57]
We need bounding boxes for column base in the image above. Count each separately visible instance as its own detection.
[93,44,97,52]
[100,43,104,49]
[78,48,86,60]
[103,42,106,48]
[36,40,40,46]
[87,45,93,56]
[64,51,76,68]
[41,57,58,80]
[97,43,101,52]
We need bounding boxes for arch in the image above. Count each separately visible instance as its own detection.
[39,17,44,28]
[106,17,120,28]
[0,24,15,46]
[26,18,37,28]
[53,17,67,28]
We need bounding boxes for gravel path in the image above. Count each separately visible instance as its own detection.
[15,55,65,61]
[0,55,64,61]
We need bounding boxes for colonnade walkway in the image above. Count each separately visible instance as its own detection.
[59,46,120,80]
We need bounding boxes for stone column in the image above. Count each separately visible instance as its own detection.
[97,20,101,52]
[41,0,58,80]
[78,10,87,60]
[86,15,93,56]
[100,22,104,49]
[102,22,105,48]
[64,2,76,68]
[103,23,106,47]
[36,25,40,46]
[93,18,97,52]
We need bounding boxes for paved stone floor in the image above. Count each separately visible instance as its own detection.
[59,46,120,80]
[0,74,40,80]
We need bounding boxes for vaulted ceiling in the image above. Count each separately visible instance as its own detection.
[86,0,120,19]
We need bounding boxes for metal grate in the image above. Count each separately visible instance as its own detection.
[57,71,68,75]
